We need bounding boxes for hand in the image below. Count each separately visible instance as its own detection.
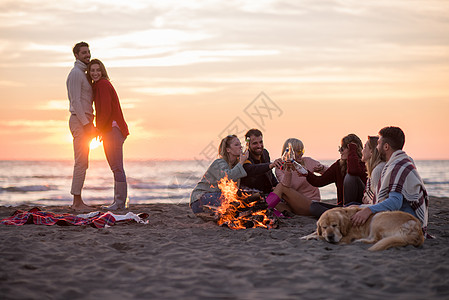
[284,161,294,171]
[270,158,283,169]
[239,149,249,164]
[313,164,325,173]
[351,207,373,226]
[83,123,96,139]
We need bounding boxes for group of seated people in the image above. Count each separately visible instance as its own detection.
[190,126,429,235]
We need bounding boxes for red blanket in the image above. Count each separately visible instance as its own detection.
[0,207,144,228]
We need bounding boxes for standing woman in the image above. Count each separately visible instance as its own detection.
[87,59,129,210]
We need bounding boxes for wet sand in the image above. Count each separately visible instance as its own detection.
[1,197,448,299]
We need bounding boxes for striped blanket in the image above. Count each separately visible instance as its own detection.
[0,207,149,228]
[376,150,429,235]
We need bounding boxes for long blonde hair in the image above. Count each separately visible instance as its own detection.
[281,138,305,163]
[218,135,239,167]
[365,136,383,177]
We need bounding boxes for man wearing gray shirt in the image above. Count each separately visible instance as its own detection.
[66,41,95,210]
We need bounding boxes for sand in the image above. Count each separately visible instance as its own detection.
[1,197,448,300]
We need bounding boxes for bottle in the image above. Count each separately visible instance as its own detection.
[245,137,250,152]
[282,143,295,162]
[293,160,308,175]
[281,143,294,170]
[282,142,307,175]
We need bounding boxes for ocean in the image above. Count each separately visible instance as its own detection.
[0,160,448,207]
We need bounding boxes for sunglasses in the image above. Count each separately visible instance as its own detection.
[338,146,346,153]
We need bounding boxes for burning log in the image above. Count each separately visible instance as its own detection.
[212,176,278,230]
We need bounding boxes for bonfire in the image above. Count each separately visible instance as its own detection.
[203,176,278,230]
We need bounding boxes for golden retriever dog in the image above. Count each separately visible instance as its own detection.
[301,206,424,251]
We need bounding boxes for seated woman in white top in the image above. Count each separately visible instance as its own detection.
[190,135,249,213]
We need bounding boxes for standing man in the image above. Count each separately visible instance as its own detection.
[351,126,429,236]
[240,129,283,194]
[67,41,95,210]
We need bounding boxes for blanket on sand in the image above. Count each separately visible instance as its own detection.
[0,207,149,228]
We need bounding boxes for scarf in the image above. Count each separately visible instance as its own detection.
[376,150,429,235]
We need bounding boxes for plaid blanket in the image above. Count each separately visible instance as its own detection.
[376,150,429,236]
[0,207,149,228]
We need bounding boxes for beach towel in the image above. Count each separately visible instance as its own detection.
[376,150,429,235]
[0,207,149,228]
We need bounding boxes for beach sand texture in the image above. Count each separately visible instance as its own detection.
[1,197,448,300]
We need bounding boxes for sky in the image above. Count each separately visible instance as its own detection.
[0,0,448,161]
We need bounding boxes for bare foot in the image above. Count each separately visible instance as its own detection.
[70,203,95,211]
[71,195,94,211]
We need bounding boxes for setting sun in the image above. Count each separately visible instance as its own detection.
[0,1,448,161]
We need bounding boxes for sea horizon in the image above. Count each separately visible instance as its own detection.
[1,159,448,207]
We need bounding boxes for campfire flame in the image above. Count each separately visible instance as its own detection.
[214,176,278,230]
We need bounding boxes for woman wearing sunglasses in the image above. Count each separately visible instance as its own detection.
[265,134,366,216]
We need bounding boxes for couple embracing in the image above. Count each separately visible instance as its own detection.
[67,41,129,211]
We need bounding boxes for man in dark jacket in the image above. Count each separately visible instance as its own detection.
[240,129,283,194]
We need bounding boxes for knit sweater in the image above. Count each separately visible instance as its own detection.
[190,159,247,204]
[92,78,129,138]
[66,60,93,125]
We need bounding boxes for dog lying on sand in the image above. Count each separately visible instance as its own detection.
[301,206,424,251]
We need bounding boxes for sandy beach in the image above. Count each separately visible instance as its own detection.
[1,197,448,300]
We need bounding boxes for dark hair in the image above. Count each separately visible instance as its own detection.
[341,134,363,157]
[245,128,262,139]
[379,126,405,151]
[340,133,363,175]
[72,41,89,56]
[87,59,110,85]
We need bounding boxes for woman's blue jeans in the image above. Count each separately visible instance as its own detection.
[103,127,126,183]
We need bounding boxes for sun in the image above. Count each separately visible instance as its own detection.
[90,137,102,150]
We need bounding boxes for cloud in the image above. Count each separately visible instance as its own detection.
[36,98,140,110]
[132,86,220,96]
[0,80,24,87]
[37,100,68,111]
[1,119,67,132]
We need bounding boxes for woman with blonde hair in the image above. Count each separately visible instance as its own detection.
[275,138,327,202]
[361,136,386,204]
[190,135,249,213]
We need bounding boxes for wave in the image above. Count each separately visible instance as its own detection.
[424,180,449,185]
[83,186,112,191]
[1,185,57,193]
[33,194,189,204]
[32,175,72,179]
[131,183,194,190]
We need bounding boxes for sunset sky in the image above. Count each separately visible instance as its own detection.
[1,0,448,161]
